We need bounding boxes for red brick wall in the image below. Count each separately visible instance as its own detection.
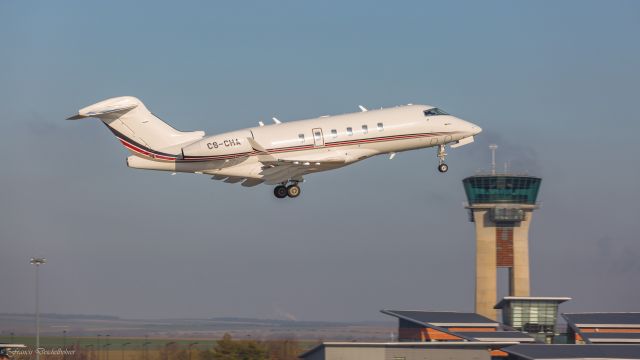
[496,227,513,267]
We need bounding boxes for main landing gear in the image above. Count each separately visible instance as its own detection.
[437,144,449,173]
[273,182,301,199]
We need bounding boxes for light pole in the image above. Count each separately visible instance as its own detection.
[105,335,110,360]
[103,343,110,360]
[62,330,67,360]
[142,341,151,360]
[85,344,94,360]
[30,257,46,360]
[121,342,130,360]
[188,342,198,360]
[164,342,175,360]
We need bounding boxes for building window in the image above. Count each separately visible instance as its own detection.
[347,127,353,136]
[331,129,338,138]
[298,134,305,143]
[362,124,368,134]
[377,122,384,131]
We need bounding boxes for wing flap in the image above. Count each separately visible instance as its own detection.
[241,179,264,187]
[223,177,245,184]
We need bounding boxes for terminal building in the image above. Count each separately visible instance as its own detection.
[563,313,640,344]
[381,309,535,344]
[495,297,571,343]
[296,149,640,359]
[299,342,516,360]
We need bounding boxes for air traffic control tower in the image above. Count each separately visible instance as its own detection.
[463,146,542,320]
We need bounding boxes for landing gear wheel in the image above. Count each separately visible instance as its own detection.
[287,184,301,198]
[274,185,288,199]
[436,145,448,173]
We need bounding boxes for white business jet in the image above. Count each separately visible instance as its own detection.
[68,97,481,198]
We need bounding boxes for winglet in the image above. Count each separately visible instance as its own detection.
[272,117,282,124]
[358,105,368,112]
[246,137,277,162]
[258,121,265,127]
[67,114,88,120]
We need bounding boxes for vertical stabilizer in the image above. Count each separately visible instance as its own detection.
[67,96,204,153]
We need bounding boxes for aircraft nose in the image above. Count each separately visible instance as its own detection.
[458,118,482,136]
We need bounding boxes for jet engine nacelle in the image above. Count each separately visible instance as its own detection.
[181,130,254,158]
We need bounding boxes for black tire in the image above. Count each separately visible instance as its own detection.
[274,185,288,198]
[287,184,301,198]
[438,163,449,173]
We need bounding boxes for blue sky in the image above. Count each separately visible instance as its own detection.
[1,0,639,322]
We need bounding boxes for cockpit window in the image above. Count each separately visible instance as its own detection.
[424,108,449,116]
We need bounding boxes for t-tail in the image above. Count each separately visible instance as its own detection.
[67,96,204,159]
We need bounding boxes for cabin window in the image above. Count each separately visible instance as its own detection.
[347,127,353,136]
[377,122,384,131]
[362,124,368,134]
[298,133,305,143]
[331,129,338,138]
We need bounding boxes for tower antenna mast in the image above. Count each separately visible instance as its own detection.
[489,144,498,175]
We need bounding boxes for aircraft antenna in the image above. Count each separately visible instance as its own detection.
[489,144,498,175]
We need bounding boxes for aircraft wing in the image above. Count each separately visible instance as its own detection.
[210,174,264,187]
[246,138,376,185]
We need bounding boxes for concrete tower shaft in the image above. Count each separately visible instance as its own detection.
[463,175,541,320]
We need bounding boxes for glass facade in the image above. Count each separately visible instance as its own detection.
[501,300,559,334]
[463,175,541,205]
[491,208,525,222]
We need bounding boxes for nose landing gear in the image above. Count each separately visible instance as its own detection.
[273,182,302,199]
[437,145,448,173]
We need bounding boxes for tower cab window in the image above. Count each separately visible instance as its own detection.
[347,127,353,136]
[424,108,449,116]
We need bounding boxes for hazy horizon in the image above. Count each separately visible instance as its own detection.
[1,0,639,322]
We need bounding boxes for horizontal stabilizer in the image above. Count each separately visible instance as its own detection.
[67,98,138,120]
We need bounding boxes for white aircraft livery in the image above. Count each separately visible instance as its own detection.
[68,96,482,198]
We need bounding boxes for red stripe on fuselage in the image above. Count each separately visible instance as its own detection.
[121,132,457,163]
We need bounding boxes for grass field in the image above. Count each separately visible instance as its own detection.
[4,336,317,360]
[6,336,219,350]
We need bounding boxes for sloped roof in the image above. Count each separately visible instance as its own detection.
[461,331,536,342]
[381,309,536,343]
[381,310,499,327]
[579,332,640,344]
[563,313,640,327]
[504,344,640,359]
